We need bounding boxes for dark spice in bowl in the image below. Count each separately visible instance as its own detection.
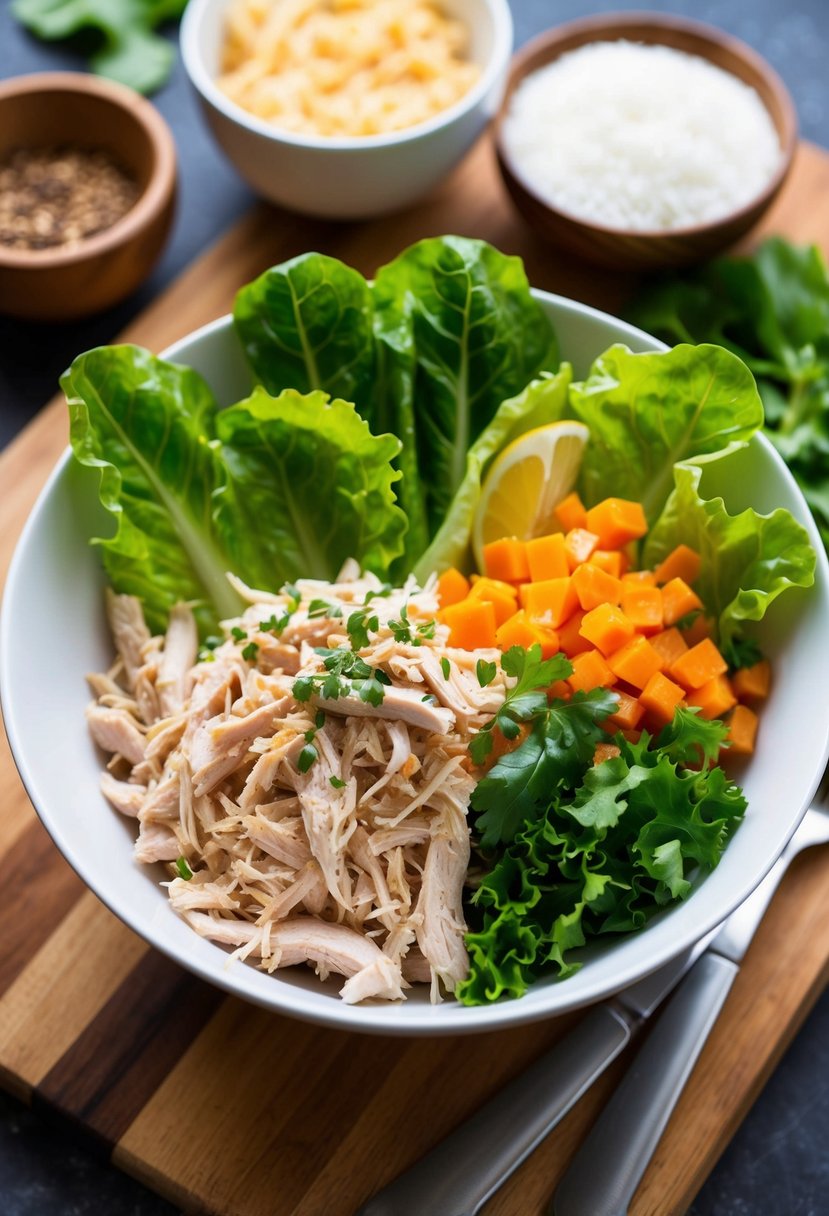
[0,145,139,252]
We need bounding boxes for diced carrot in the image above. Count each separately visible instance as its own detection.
[468,577,518,626]
[639,671,686,724]
[585,498,648,549]
[725,704,759,755]
[670,638,728,691]
[571,562,624,611]
[495,610,560,659]
[483,537,529,583]
[649,628,689,667]
[439,599,497,650]
[437,567,469,608]
[620,584,663,634]
[568,649,617,693]
[653,544,702,587]
[661,577,703,626]
[681,615,713,646]
[606,635,664,690]
[564,528,600,570]
[525,533,569,581]
[589,549,625,578]
[594,742,621,765]
[622,569,657,585]
[548,679,572,701]
[580,603,635,657]
[605,689,645,732]
[732,660,771,701]
[558,609,590,658]
[521,577,579,629]
[479,723,531,771]
[621,728,642,744]
[555,490,587,532]
[686,674,737,720]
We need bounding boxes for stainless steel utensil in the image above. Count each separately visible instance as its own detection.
[551,796,829,1216]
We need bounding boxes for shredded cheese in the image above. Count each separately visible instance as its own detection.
[502,41,782,232]
[218,0,480,138]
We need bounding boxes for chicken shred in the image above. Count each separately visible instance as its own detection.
[87,577,509,1003]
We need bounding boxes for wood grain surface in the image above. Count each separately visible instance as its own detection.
[1,136,828,1216]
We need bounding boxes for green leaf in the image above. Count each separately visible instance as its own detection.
[214,387,407,588]
[62,344,243,638]
[644,462,816,649]
[413,368,572,579]
[372,236,559,540]
[569,344,763,523]
[12,0,187,93]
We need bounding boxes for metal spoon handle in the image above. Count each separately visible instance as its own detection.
[356,1003,633,1216]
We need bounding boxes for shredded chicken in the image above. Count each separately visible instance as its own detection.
[87,576,509,1003]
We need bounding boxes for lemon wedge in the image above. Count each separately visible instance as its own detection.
[472,421,590,569]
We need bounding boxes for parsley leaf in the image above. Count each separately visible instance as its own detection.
[231,626,247,642]
[297,743,318,773]
[440,657,451,680]
[470,645,574,766]
[174,856,193,881]
[330,775,346,789]
[476,659,497,687]
[722,634,764,671]
[308,598,342,619]
[346,609,378,650]
[241,641,259,662]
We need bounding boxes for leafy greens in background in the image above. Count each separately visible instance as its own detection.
[12,0,188,94]
[63,347,408,636]
[234,237,559,575]
[458,712,746,1005]
[628,238,829,552]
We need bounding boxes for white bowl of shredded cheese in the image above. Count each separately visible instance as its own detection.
[181,0,513,218]
[495,14,797,269]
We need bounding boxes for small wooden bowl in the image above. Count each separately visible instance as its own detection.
[0,73,177,321]
[494,14,798,271]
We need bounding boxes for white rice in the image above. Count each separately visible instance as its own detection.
[502,40,782,232]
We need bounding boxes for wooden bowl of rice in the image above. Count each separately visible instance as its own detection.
[494,13,797,270]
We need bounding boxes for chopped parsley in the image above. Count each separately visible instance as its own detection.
[308,598,343,619]
[282,583,301,612]
[346,609,379,650]
[476,658,497,688]
[241,641,259,662]
[297,743,318,773]
[293,646,391,708]
[330,775,346,789]
[231,625,247,643]
[174,857,193,881]
[440,657,451,680]
[388,603,438,646]
[260,612,290,635]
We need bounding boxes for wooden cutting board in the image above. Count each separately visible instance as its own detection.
[2,137,828,1216]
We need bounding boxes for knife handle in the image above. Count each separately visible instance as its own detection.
[356,1003,634,1216]
[552,951,738,1216]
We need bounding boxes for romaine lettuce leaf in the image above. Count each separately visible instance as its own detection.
[569,343,763,522]
[63,345,242,637]
[371,236,559,537]
[644,461,817,649]
[214,387,408,586]
[413,367,572,581]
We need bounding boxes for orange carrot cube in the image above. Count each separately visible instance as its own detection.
[525,533,569,581]
[568,649,617,693]
[483,537,529,583]
[593,742,622,765]
[622,569,658,586]
[571,562,624,611]
[580,603,635,657]
[605,689,645,732]
[468,577,519,626]
[495,610,559,659]
[564,528,600,570]
[585,498,648,549]
[639,671,686,724]
[589,549,625,578]
[548,679,572,701]
[732,660,771,701]
[649,628,689,668]
[606,635,664,690]
[555,490,587,532]
[558,609,590,658]
[725,704,759,754]
[670,638,728,691]
[681,614,714,646]
[686,674,737,720]
[440,599,497,650]
[661,578,704,626]
[437,567,470,608]
[620,584,663,634]
[654,544,702,587]
[521,577,579,629]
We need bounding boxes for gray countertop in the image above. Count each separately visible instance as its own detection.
[1,1,828,1213]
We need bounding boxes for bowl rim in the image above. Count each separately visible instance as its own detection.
[180,0,514,151]
[0,72,177,270]
[494,11,798,242]
[3,297,828,1034]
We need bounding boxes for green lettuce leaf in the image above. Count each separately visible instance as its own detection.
[628,238,829,551]
[569,344,764,522]
[214,387,407,586]
[62,345,242,636]
[413,367,572,580]
[643,461,816,649]
[372,236,559,538]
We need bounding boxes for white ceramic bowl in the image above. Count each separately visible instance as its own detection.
[180,0,513,218]
[3,293,828,1036]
